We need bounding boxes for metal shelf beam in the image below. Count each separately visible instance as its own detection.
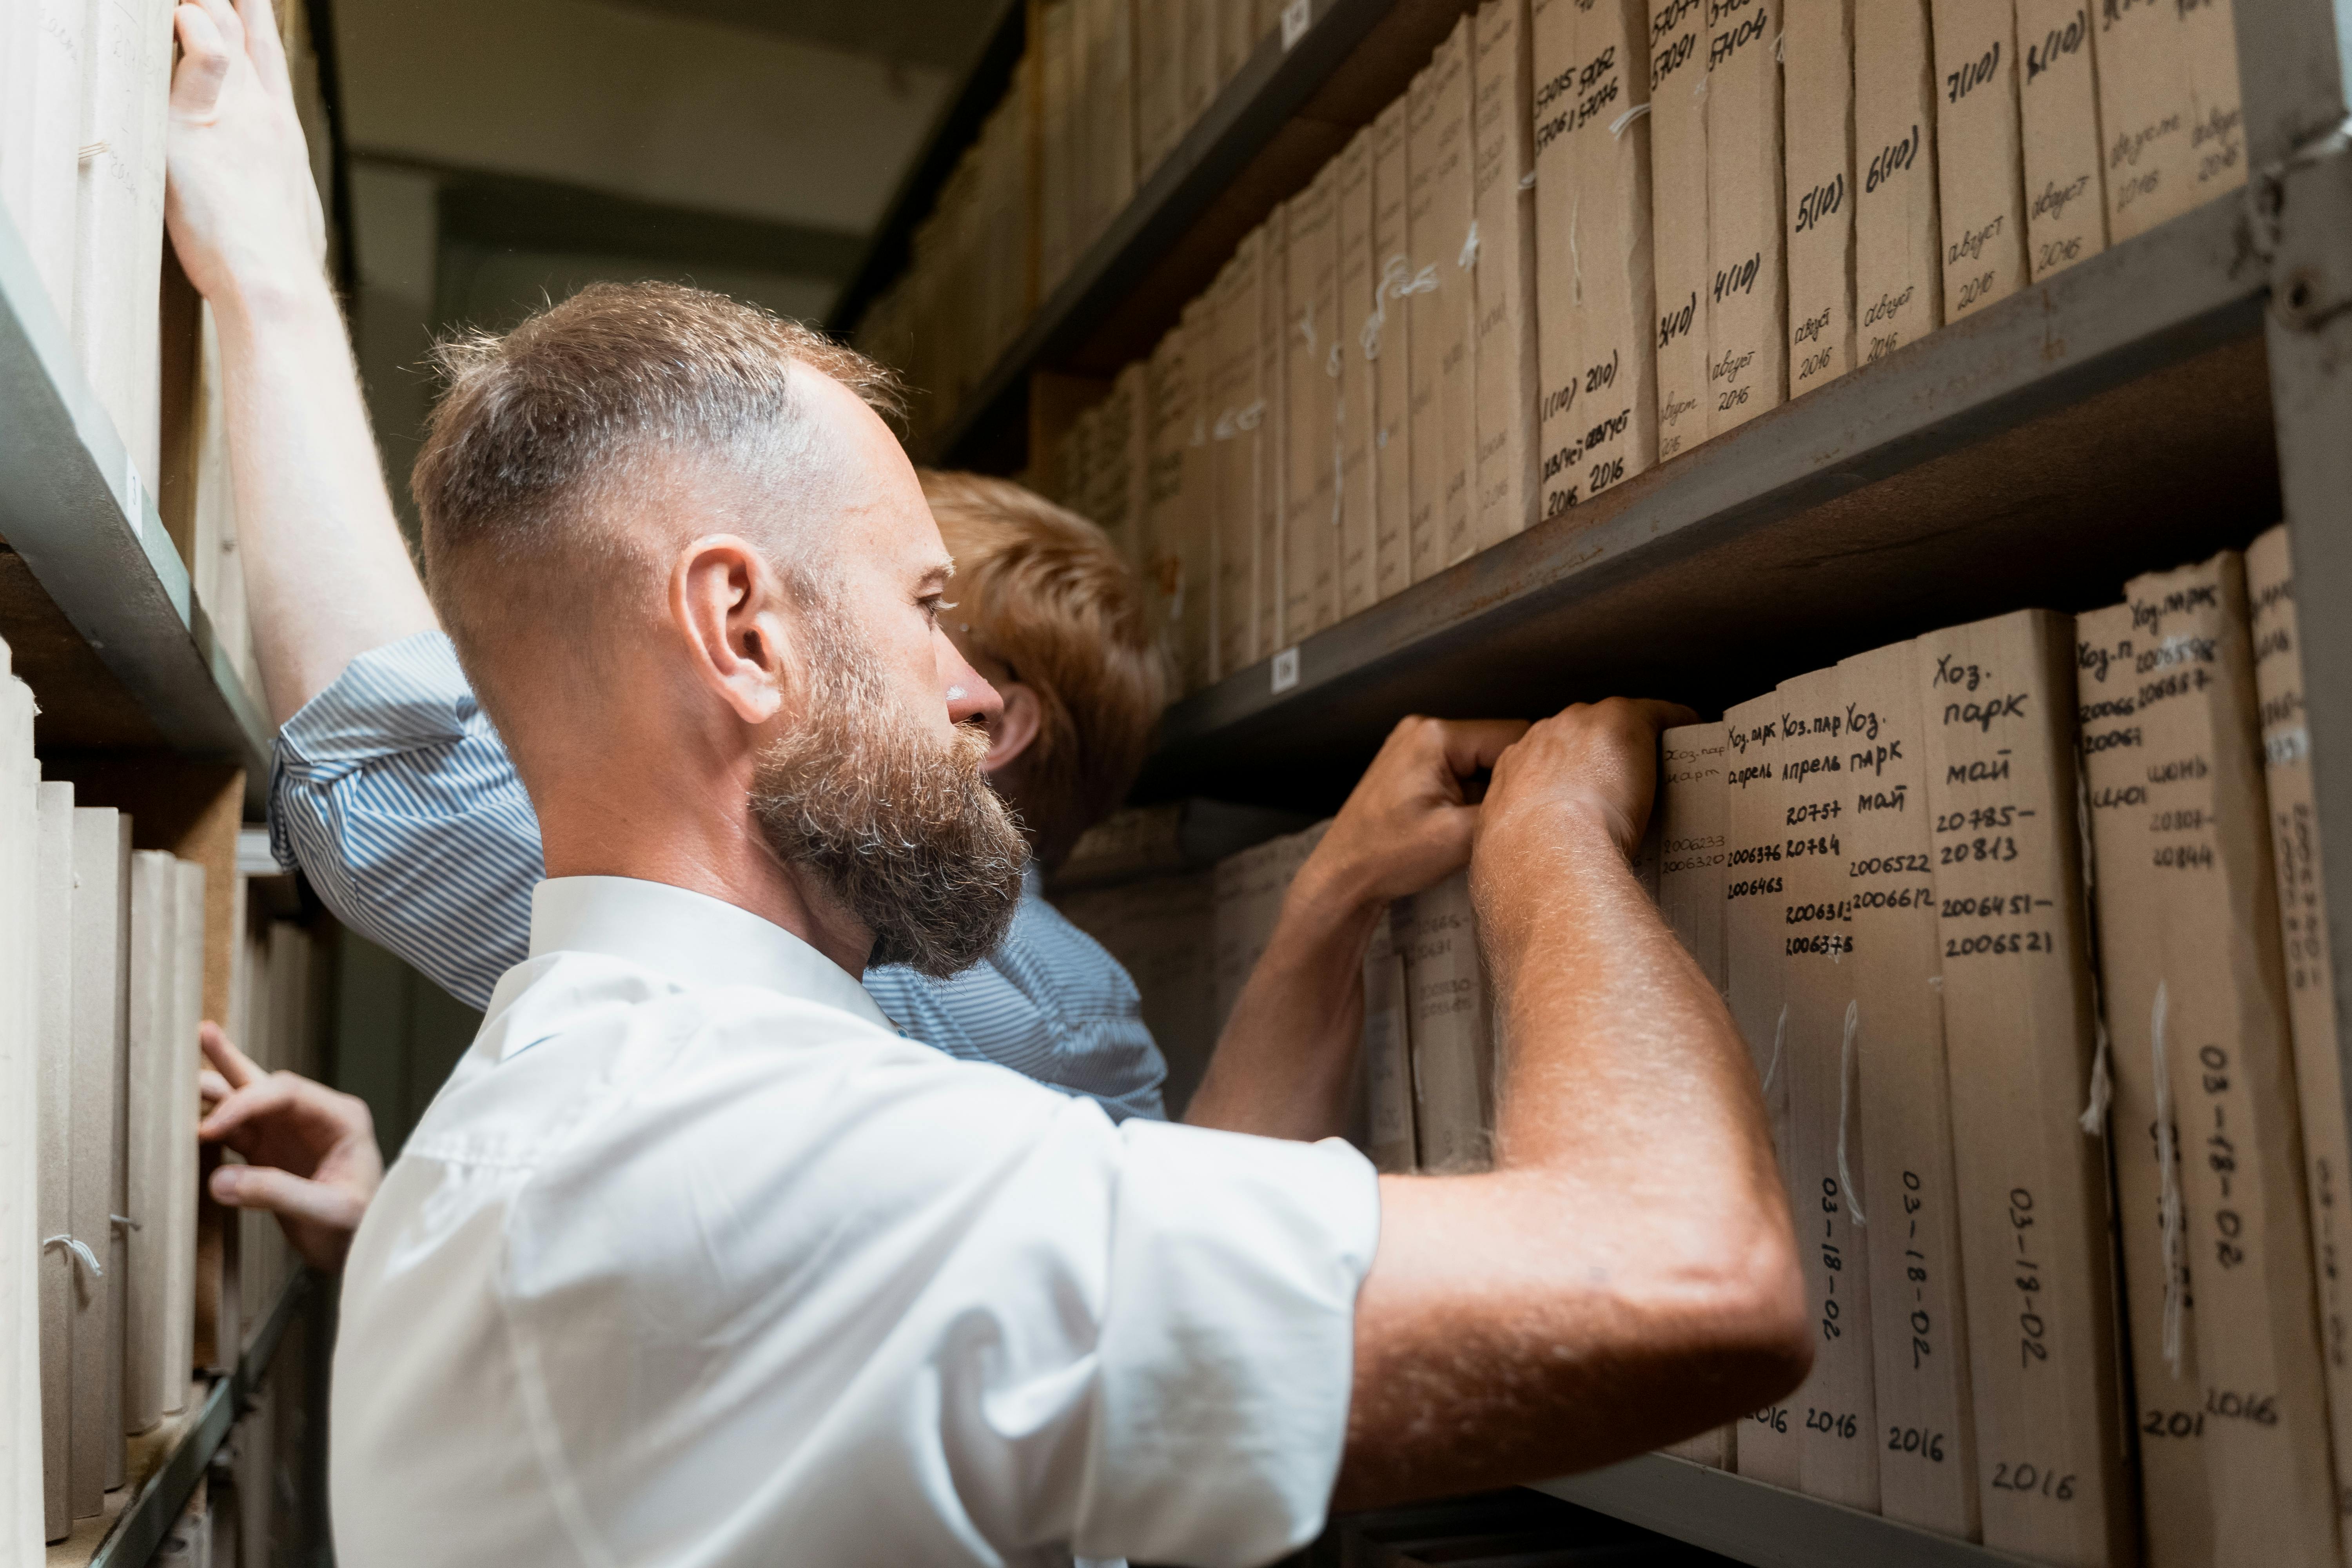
[1528,1459,2040,1568]
[0,207,274,783]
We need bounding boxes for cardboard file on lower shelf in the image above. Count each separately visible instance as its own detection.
[1528,1455,2043,1568]
[45,1272,310,1568]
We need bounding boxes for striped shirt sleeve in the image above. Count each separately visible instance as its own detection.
[268,632,537,1012]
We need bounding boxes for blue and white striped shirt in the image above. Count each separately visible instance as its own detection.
[268,632,1170,1122]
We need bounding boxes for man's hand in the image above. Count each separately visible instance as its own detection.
[1480,697,1695,859]
[165,0,327,312]
[1298,716,1530,918]
[1471,696,1695,965]
[1185,716,1528,1139]
[198,1022,383,1272]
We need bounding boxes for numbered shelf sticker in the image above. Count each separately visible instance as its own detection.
[1281,0,1311,51]
[1272,646,1301,694]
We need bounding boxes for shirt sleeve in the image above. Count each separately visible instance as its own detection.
[269,632,542,1011]
[497,1011,1378,1568]
[1077,1120,1378,1564]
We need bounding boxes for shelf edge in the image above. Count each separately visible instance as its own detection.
[1529,1456,2043,1568]
[0,206,276,780]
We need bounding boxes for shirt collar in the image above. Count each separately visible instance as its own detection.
[528,876,895,1033]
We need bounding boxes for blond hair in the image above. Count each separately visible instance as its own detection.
[919,471,1165,842]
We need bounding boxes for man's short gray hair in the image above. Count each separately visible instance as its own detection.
[410,281,902,731]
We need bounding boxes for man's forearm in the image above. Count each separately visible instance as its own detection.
[211,271,437,724]
[1182,857,1386,1140]
[1483,807,1776,1196]
[1339,803,1803,1505]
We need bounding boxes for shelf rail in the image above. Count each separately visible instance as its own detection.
[0,206,274,781]
[1529,1458,2043,1568]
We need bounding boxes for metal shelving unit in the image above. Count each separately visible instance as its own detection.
[0,205,274,788]
[844,0,2352,1561]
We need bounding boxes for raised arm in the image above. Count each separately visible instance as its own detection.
[1184,715,1526,1138]
[1339,699,1809,1504]
[164,0,437,724]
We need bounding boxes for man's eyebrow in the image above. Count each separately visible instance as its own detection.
[920,560,955,588]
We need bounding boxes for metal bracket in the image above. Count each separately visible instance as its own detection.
[2245,112,2352,331]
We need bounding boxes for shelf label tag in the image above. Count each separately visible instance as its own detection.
[1271,646,1300,694]
[1281,0,1311,51]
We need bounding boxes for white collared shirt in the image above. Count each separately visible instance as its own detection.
[328,876,1379,1568]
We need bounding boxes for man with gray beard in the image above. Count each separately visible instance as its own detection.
[165,3,1811,1563]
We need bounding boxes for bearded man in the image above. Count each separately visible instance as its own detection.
[166,4,1809,1563]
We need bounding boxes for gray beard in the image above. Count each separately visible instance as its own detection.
[748,622,1028,978]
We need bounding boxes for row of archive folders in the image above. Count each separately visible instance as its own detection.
[1061,520,2344,1568]
[1034,0,2245,705]
[855,0,1298,452]
[1644,520,2339,1568]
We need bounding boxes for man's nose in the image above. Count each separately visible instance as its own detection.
[938,637,1003,727]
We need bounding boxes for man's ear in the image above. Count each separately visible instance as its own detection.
[670,535,795,725]
[984,682,1044,775]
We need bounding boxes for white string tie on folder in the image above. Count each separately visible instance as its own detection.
[2080,1016,2114,1134]
[1761,1003,1787,1096]
[1362,255,1436,361]
[1518,169,1536,191]
[1231,399,1266,432]
[2152,980,2185,1375]
[111,1212,139,1232]
[1610,102,1651,138]
[1570,192,1584,305]
[43,1235,102,1278]
[1361,254,1406,361]
[1457,219,1480,271]
[1298,307,1317,350]
[1838,1000,1864,1227]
